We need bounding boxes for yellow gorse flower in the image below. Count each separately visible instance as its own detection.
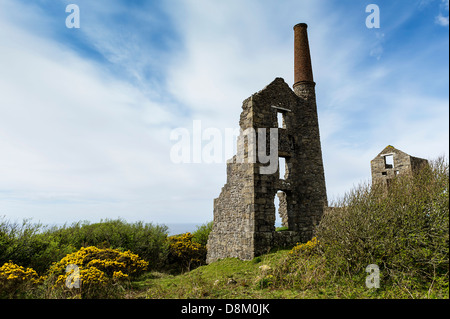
[49,246,148,288]
[289,237,320,256]
[0,261,42,285]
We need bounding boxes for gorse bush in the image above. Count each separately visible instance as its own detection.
[165,221,212,272]
[46,219,169,270]
[315,157,449,289]
[48,246,149,298]
[0,218,169,274]
[289,237,320,257]
[0,261,43,298]
[168,232,206,272]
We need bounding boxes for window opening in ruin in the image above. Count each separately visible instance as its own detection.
[277,112,285,128]
[279,157,286,179]
[395,170,399,176]
[274,191,284,229]
[382,172,387,176]
[384,154,394,169]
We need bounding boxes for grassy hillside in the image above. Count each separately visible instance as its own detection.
[134,249,296,299]
[131,246,447,299]
[130,156,450,299]
[0,157,448,299]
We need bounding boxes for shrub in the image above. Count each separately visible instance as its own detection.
[47,219,169,270]
[0,218,49,273]
[0,262,43,298]
[289,237,320,256]
[47,246,149,298]
[265,250,329,291]
[192,221,213,247]
[315,157,449,289]
[0,218,169,274]
[168,232,206,272]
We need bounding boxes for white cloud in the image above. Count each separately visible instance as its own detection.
[433,0,450,26]
[436,13,450,25]
[443,0,450,10]
[0,4,202,224]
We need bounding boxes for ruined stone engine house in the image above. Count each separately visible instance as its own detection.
[371,145,429,188]
[206,24,328,263]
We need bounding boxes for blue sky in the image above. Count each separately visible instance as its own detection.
[0,0,448,225]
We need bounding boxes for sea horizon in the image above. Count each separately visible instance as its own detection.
[165,222,201,236]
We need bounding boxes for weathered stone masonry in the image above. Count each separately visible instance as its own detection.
[206,24,328,263]
[371,145,428,187]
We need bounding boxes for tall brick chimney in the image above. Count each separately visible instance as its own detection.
[293,23,314,86]
[292,22,328,220]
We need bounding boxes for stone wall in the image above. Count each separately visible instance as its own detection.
[370,145,428,187]
[206,156,256,262]
[206,77,327,263]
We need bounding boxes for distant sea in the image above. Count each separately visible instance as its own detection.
[165,223,200,236]
[166,222,282,235]
[38,221,204,236]
[32,220,282,236]
[43,221,281,236]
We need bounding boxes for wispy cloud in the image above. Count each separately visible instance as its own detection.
[0,0,193,223]
[419,0,450,25]
[436,0,450,25]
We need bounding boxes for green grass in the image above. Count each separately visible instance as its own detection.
[129,248,448,299]
[131,249,296,299]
